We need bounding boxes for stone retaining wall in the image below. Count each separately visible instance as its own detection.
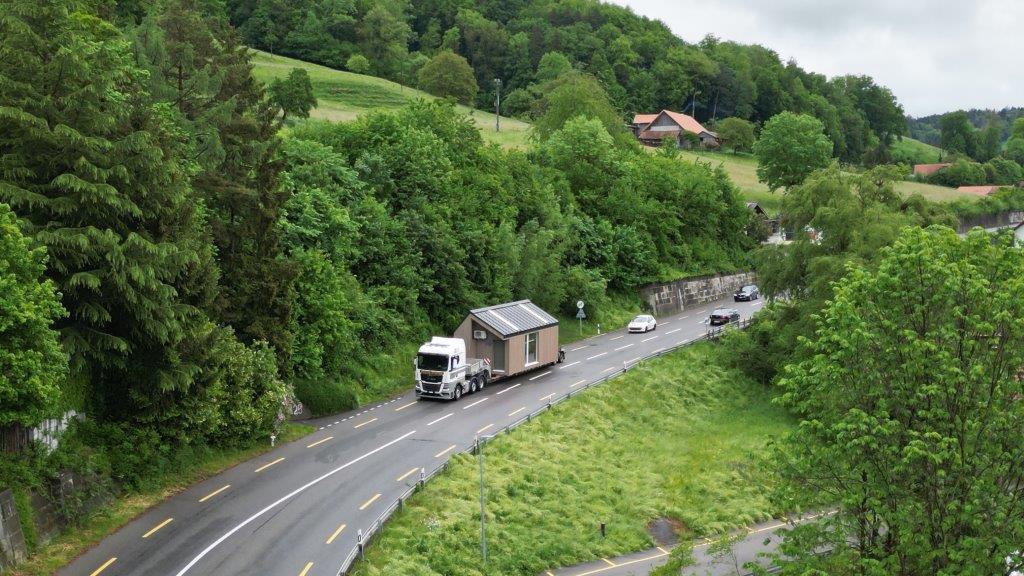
[639,271,757,317]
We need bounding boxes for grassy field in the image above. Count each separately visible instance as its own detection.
[250,50,531,149]
[677,149,977,210]
[12,424,312,576]
[351,344,794,576]
[891,136,943,164]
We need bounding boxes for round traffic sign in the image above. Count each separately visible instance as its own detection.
[576,300,585,309]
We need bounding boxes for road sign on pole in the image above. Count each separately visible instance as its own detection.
[575,308,587,319]
[576,300,585,309]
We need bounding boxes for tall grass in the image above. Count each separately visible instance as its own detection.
[351,344,794,576]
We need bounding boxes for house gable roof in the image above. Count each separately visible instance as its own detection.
[957,185,1001,196]
[659,110,710,135]
[913,163,951,176]
[632,113,658,126]
[469,300,558,338]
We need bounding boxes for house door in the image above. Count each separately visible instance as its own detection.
[491,338,506,373]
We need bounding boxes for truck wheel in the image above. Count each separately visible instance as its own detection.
[469,377,479,394]
[453,384,463,401]
[480,372,489,388]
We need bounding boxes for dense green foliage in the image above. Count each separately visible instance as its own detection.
[224,0,905,163]
[268,68,318,122]
[754,112,833,191]
[908,106,1024,145]
[769,228,1024,575]
[924,156,1024,187]
[417,50,478,105]
[714,117,756,154]
[353,345,792,576]
[0,205,67,427]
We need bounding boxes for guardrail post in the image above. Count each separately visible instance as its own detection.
[419,467,425,487]
[357,529,364,559]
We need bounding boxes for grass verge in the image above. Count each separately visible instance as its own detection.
[556,292,646,346]
[9,423,312,576]
[350,343,794,576]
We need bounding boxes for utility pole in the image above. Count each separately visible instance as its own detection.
[477,435,488,563]
[494,78,502,132]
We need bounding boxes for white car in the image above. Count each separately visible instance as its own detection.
[628,314,657,333]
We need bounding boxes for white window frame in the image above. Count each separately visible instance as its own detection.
[524,331,538,366]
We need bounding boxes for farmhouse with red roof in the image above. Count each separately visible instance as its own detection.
[631,110,720,149]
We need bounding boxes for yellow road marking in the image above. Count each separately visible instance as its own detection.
[298,561,314,576]
[198,484,230,503]
[358,493,381,511]
[434,444,457,458]
[657,546,669,554]
[255,457,285,473]
[142,517,173,538]
[354,417,378,429]
[601,366,616,373]
[325,523,347,544]
[89,557,117,576]
[539,393,555,402]
[602,558,616,567]
[396,467,419,482]
[571,379,586,387]
[476,423,494,434]
[395,401,417,411]
[306,436,333,448]
[573,551,670,576]
[508,407,526,417]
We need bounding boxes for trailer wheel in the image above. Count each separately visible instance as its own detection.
[469,377,479,394]
[480,372,489,388]
[453,384,463,401]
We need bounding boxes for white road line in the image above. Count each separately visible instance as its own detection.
[641,335,658,342]
[681,315,689,319]
[462,398,488,410]
[614,344,634,351]
[666,328,681,335]
[559,361,581,370]
[496,383,521,395]
[539,393,555,402]
[570,379,586,388]
[569,345,587,352]
[508,407,526,417]
[529,371,552,381]
[427,413,453,426]
[653,348,665,354]
[173,431,417,576]
[601,367,616,373]
[609,335,624,341]
[660,321,670,326]
[626,357,642,364]
[586,352,607,360]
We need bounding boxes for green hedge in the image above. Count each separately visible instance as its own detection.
[293,378,359,416]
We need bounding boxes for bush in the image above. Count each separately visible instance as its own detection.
[293,378,358,416]
[928,158,986,187]
[346,53,370,74]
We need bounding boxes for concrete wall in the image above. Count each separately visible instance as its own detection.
[957,210,1024,233]
[639,271,757,317]
[0,489,26,570]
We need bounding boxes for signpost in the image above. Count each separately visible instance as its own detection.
[576,300,586,335]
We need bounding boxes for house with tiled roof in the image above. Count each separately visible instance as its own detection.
[913,163,951,177]
[957,185,1003,197]
[631,110,720,149]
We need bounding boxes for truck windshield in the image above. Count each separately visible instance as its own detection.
[416,354,449,371]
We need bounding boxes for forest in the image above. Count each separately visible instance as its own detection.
[0,0,754,494]
[222,0,906,165]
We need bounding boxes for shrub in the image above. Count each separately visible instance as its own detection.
[346,53,370,74]
[293,378,358,416]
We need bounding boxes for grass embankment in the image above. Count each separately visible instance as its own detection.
[556,292,646,345]
[351,344,794,576]
[10,423,312,576]
[249,50,531,149]
[891,136,943,164]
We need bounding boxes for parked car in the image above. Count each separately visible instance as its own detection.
[628,314,657,333]
[734,284,759,301]
[709,308,740,326]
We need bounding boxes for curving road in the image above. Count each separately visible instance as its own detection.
[60,297,764,576]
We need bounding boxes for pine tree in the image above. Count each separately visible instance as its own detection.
[0,0,217,421]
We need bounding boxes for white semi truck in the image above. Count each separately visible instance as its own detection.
[414,337,491,401]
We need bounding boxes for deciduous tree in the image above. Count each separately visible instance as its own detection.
[269,68,318,122]
[754,112,833,191]
[417,51,479,105]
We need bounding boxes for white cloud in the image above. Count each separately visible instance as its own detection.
[608,0,1022,116]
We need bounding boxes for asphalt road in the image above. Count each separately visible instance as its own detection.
[60,296,764,576]
[546,514,826,576]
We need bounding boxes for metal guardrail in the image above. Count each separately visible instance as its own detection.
[335,319,751,575]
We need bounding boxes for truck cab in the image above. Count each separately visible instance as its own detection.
[415,337,490,401]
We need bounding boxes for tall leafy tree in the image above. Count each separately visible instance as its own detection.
[939,110,977,157]
[417,51,479,105]
[269,67,318,122]
[774,227,1024,576]
[137,0,297,361]
[0,204,67,427]
[754,112,834,191]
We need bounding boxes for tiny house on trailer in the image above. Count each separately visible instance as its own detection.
[453,300,561,379]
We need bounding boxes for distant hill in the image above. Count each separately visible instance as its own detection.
[907,107,1024,145]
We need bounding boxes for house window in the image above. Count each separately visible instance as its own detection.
[525,332,538,365]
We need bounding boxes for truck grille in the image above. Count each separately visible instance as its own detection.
[421,383,442,393]
[420,373,443,383]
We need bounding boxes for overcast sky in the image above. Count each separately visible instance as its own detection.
[609,0,1020,117]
